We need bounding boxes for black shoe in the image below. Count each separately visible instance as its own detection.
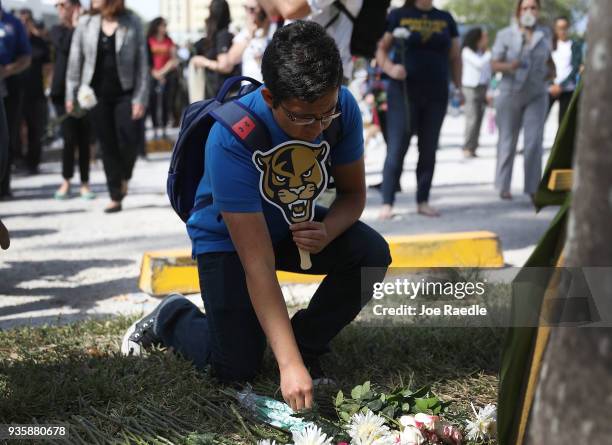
[104,202,122,213]
[121,293,187,356]
[304,356,336,387]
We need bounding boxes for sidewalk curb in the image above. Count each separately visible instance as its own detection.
[139,231,504,296]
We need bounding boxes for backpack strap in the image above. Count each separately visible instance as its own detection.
[190,100,272,216]
[332,0,356,23]
[210,100,272,153]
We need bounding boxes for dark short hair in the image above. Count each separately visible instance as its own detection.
[68,0,81,6]
[261,21,343,107]
[463,27,484,51]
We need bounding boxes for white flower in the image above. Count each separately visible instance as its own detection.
[466,403,497,441]
[398,416,425,445]
[77,85,98,110]
[257,440,279,445]
[292,425,333,445]
[399,426,425,445]
[392,27,411,40]
[347,410,395,445]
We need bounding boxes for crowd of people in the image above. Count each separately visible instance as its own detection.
[0,0,584,216]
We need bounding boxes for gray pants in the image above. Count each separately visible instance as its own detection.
[495,91,549,194]
[463,85,487,153]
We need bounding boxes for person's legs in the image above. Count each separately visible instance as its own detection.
[143,209,390,381]
[381,80,413,207]
[275,207,392,361]
[24,98,46,173]
[54,102,76,182]
[149,79,160,131]
[415,98,447,205]
[155,252,267,381]
[558,91,573,125]
[1,79,24,196]
[91,99,123,202]
[463,86,479,153]
[495,93,523,195]
[522,94,548,194]
[113,96,139,190]
[0,95,8,182]
[76,115,92,185]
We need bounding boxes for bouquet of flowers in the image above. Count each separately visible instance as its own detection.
[242,381,497,445]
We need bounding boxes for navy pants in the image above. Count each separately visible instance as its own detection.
[381,80,447,205]
[156,207,391,382]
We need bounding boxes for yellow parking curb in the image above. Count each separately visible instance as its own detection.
[139,231,504,296]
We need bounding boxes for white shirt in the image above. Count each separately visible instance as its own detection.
[306,0,363,77]
[552,39,573,89]
[233,28,270,82]
[462,47,492,88]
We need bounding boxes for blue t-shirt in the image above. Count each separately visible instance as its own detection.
[187,85,364,255]
[0,9,31,66]
[387,7,458,99]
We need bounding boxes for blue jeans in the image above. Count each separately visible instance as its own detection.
[155,207,391,382]
[381,80,448,205]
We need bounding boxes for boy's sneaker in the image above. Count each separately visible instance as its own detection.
[304,357,337,387]
[121,293,186,356]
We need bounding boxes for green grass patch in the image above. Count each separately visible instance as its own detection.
[0,316,503,444]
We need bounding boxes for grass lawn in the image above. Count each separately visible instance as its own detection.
[0,315,503,444]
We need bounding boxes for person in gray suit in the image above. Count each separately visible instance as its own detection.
[66,0,149,213]
[492,0,554,200]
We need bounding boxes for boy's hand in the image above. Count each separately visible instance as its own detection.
[290,221,329,254]
[0,219,10,250]
[280,362,313,412]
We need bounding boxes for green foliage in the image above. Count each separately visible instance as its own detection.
[445,0,590,35]
[334,381,452,426]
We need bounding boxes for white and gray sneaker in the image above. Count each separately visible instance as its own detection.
[121,293,187,356]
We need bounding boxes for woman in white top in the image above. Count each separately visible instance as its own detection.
[549,16,583,124]
[193,0,270,82]
[461,27,491,158]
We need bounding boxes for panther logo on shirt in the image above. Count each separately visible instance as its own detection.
[253,141,330,224]
[400,17,448,42]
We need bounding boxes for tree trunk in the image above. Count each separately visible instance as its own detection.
[525,0,612,443]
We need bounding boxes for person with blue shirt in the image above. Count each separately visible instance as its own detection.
[121,22,391,412]
[0,0,31,199]
[376,0,462,219]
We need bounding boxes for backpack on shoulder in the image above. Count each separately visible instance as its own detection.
[167,76,342,223]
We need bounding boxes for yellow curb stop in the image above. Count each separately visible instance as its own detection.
[139,231,504,296]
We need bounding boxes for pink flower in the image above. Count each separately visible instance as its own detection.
[414,413,439,431]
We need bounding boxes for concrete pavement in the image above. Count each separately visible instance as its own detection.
[0,105,561,329]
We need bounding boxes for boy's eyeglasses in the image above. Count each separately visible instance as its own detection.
[280,103,342,126]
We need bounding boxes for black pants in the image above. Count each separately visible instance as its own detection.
[548,90,573,125]
[90,95,138,202]
[0,76,25,196]
[20,96,47,172]
[156,207,392,381]
[382,80,447,205]
[148,73,177,130]
[53,101,91,183]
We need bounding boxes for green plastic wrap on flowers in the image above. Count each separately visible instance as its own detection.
[237,388,318,435]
